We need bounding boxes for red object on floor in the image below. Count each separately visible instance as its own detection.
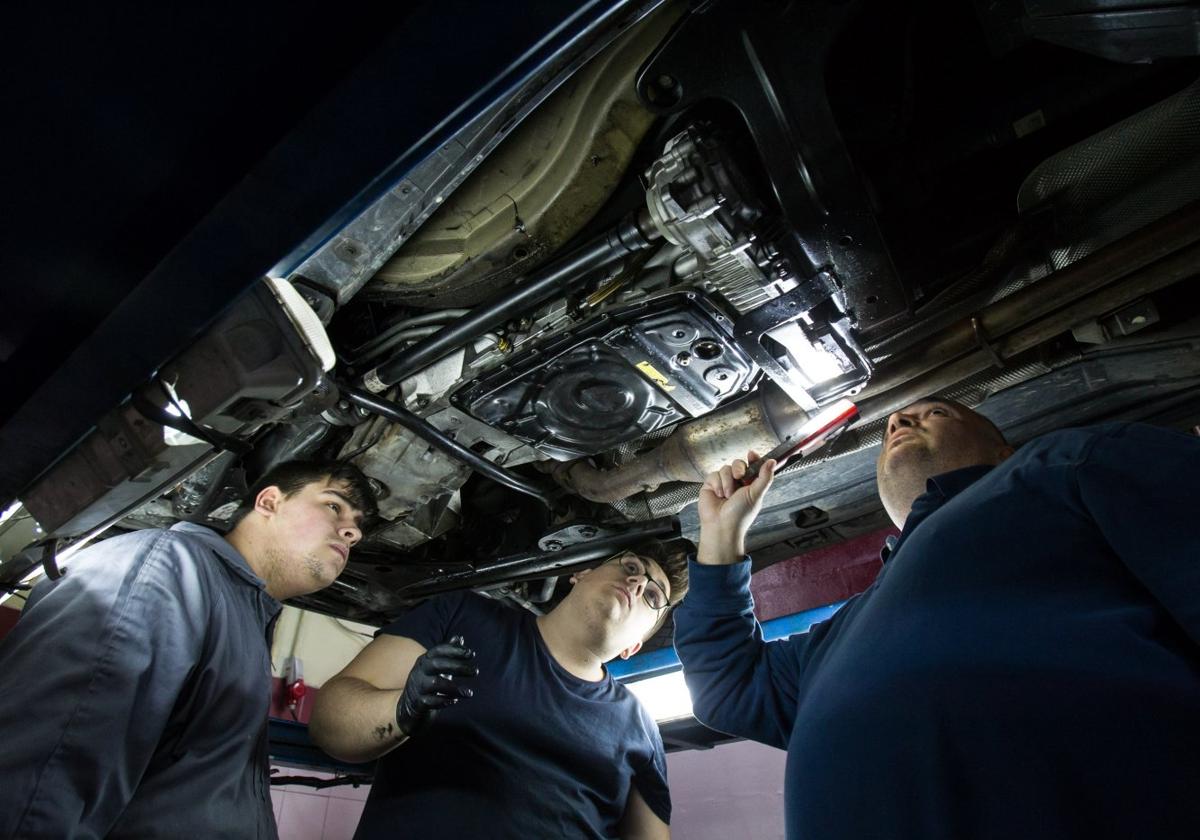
[750,526,897,622]
[0,605,21,643]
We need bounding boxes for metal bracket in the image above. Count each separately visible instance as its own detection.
[636,0,910,333]
[970,316,1006,369]
[41,540,64,580]
[733,272,872,410]
[537,522,617,552]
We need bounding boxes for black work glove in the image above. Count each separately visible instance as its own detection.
[394,635,478,738]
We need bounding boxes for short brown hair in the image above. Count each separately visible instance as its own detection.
[230,459,378,526]
[633,539,691,606]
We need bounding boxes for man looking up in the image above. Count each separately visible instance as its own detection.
[310,542,689,839]
[675,399,1200,839]
[0,459,376,839]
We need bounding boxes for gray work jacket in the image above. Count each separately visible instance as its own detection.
[0,522,281,839]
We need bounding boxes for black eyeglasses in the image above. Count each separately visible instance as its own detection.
[611,552,670,611]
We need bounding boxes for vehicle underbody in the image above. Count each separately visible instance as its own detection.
[4,0,1199,651]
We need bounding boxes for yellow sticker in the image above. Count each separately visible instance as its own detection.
[635,361,674,391]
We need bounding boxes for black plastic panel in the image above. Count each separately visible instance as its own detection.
[452,292,757,460]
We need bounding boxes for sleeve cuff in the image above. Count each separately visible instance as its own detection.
[683,556,754,610]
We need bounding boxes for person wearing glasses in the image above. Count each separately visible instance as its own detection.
[310,542,688,839]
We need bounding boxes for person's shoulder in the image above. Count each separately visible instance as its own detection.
[1078,420,1195,445]
[454,591,526,625]
[394,590,521,627]
[1074,421,1199,467]
[145,525,229,568]
[610,678,641,710]
[609,679,664,745]
[414,589,491,610]
[99,526,242,594]
[36,528,206,605]
[1013,422,1131,465]
[1023,421,1188,463]
[607,677,654,719]
[1027,422,1116,447]
[69,527,175,570]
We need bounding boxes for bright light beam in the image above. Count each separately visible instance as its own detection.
[625,670,694,722]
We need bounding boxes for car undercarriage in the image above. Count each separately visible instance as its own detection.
[3,0,1199,650]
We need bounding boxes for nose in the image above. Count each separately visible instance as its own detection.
[887,411,916,437]
[340,523,362,547]
[624,567,647,596]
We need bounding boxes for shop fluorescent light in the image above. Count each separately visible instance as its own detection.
[625,670,693,722]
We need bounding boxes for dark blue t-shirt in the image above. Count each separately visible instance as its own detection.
[354,591,669,839]
[675,422,1200,839]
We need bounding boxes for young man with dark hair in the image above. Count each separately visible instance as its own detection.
[675,398,1200,839]
[0,459,376,840]
[310,543,689,839]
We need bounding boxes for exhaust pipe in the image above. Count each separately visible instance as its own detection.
[558,200,1200,506]
[554,380,809,503]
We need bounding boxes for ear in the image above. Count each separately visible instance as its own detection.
[570,567,592,586]
[618,640,643,660]
[254,485,284,518]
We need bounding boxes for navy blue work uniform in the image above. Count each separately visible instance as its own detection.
[354,591,670,839]
[0,522,281,839]
[675,422,1200,840]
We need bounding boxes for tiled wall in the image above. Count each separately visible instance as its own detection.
[271,767,371,840]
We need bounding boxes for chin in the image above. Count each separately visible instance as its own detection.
[301,555,340,590]
[885,444,931,471]
[592,596,624,623]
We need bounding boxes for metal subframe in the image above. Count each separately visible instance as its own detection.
[362,210,659,392]
[0,1,662,513]
[395,517,680,600]
[338,384,560,508]
[636,0,910,336]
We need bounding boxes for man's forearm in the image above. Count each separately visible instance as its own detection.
[673,559,798,749]
[309,677,408,763]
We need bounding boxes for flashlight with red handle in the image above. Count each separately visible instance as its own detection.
[739,398,859,487]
